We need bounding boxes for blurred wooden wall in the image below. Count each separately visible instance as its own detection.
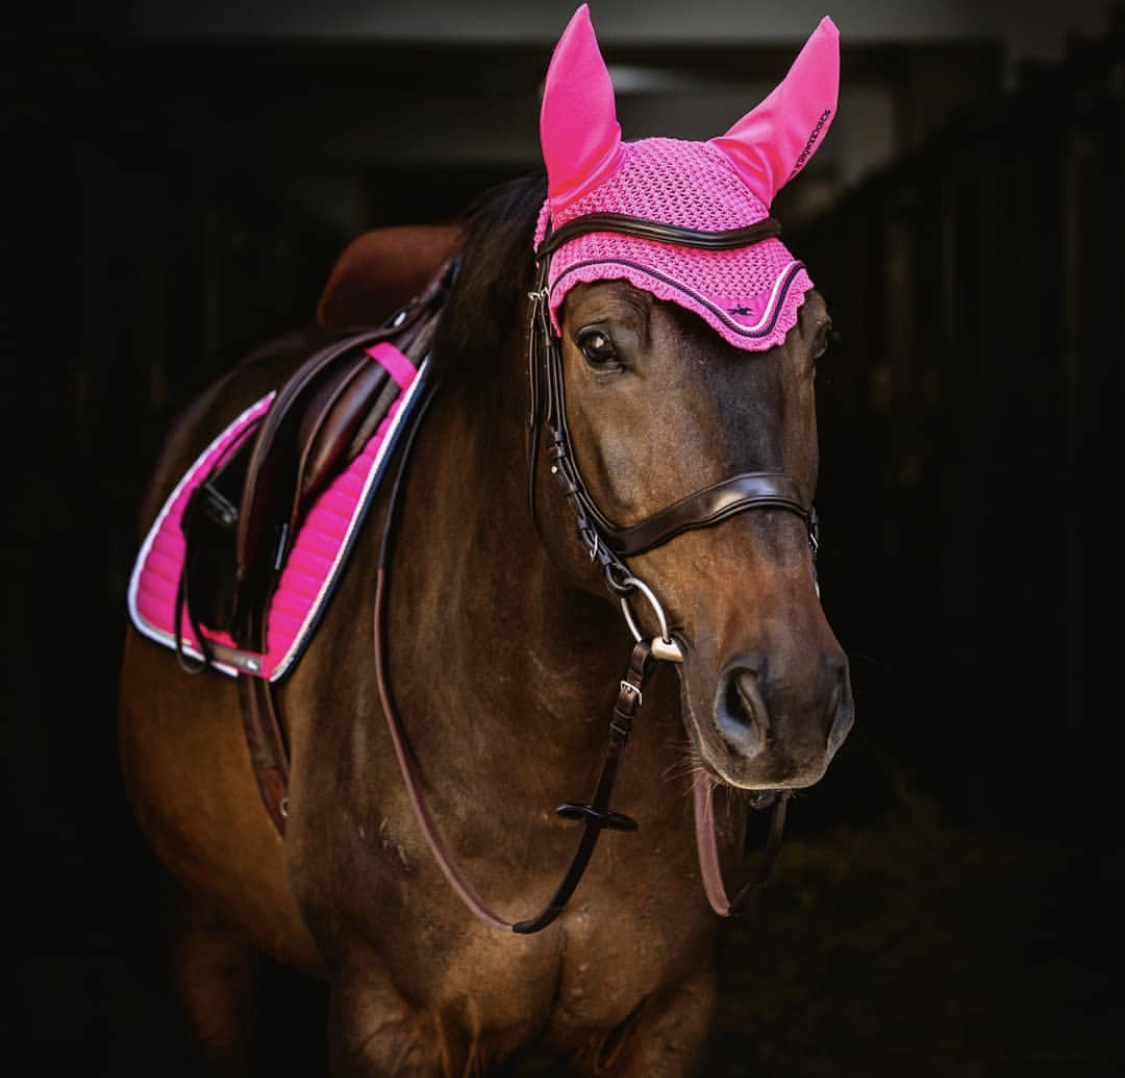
[793,12,1123,828]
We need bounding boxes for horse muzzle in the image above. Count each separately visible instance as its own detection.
[688,643,853,790]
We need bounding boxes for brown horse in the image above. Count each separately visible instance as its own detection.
[118,9,852,1077]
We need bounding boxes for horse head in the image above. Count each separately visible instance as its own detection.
[532,5,852,792]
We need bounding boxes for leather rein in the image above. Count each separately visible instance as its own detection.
[371,209,820,933]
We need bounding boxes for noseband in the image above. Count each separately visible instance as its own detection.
[527,211,820,657]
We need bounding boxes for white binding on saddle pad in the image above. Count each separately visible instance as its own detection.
[127,355,429,681]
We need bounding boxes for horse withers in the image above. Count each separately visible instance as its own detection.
[118,7,853,1075]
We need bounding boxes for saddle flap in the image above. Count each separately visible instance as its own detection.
[186,257,455,651]
[296,355,391,506]
[235,332,377,591]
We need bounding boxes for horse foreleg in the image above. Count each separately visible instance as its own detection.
[328,974,440,1078]
[169,889,263,1073]
[573,966,718,1078]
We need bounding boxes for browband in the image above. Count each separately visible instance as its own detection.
[536,212,783,258]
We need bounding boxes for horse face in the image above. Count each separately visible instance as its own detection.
[558,280,853,790]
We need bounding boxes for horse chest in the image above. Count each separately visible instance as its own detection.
[285,675,716,1038]
[293,800,705,1036]
[376,893,710,1040]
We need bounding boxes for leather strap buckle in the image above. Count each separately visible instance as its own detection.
[619,679,642,707]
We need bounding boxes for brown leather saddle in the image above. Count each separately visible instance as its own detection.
[176,224,460,831]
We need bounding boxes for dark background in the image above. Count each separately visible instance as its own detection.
[5,2,1122,1075]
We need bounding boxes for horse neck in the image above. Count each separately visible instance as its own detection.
[385,338,631,764]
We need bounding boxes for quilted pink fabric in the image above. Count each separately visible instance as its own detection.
[128,344,421,681]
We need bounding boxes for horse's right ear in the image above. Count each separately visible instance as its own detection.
[540,4,623,213]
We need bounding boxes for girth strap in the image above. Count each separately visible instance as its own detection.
[237,675,290,835]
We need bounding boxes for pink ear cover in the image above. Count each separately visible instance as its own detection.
[534,9,840,353]
[710,16,839,207]
[540,4,623,209]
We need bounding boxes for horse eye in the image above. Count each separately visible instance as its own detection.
[814,325,839,362]
[577,330,618,368]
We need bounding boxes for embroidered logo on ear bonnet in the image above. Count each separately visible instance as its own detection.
[536,5,839,352]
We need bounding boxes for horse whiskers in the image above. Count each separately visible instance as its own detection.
[659,746,706,787]
[662,760,717,814]
[659,733,800,819]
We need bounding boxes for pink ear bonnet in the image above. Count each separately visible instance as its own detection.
[536,5,839,351]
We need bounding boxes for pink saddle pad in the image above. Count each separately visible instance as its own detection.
[127,346,426,681]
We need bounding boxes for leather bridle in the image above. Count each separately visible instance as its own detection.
[527,211,819,651]
[373,210,821,933]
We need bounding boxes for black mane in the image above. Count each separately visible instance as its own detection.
[433,173,547,374]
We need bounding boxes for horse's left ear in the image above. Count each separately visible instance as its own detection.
[710,16,840,208]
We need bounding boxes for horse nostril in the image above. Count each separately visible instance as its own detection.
[715,667,768,758]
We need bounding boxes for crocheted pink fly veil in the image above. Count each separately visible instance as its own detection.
[536,5,839,352]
